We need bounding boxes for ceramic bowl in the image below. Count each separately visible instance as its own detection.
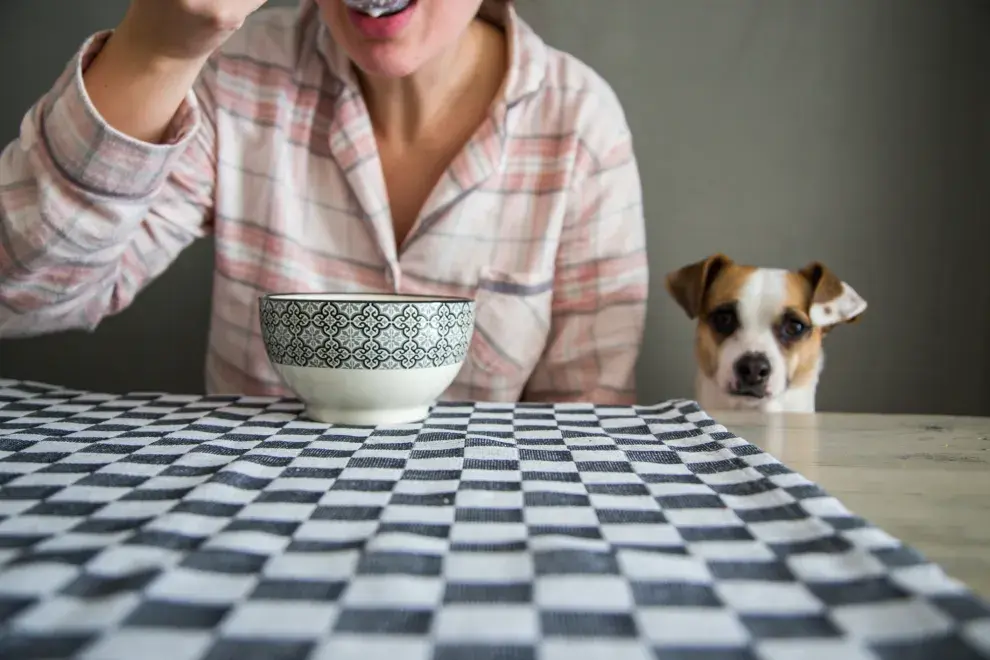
[259,293,475,426]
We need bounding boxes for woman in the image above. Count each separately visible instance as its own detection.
[0,0,648,404]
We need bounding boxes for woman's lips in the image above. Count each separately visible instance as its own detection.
[346,0,417,40]
[342,0,410,17]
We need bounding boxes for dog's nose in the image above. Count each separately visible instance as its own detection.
[734,352,771,387]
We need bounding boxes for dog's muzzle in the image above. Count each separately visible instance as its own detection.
[731,352,771,398]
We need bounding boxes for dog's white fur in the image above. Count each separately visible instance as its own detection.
[667,256,867,413]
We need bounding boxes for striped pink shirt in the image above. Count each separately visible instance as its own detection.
[0,0,648,404]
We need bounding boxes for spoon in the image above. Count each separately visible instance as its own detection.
[341,0,411,18]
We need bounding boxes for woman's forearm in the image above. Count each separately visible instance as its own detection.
[82,23,209,144]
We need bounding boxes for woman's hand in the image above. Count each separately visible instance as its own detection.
[118,0,269,63]
[81,0,268,143]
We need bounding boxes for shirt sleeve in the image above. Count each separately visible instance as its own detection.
[0,31,217,338]
[522,128,650,405]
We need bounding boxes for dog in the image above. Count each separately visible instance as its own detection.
[665,254,867,413]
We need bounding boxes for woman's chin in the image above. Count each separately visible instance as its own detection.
[349,48,427,79]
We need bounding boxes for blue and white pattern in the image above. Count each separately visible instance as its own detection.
[259,297,474,370]
[0,379,987,660]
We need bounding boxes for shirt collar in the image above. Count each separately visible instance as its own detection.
[297,0,546,107]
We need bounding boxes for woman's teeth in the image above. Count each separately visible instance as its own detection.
[343,0,411,17]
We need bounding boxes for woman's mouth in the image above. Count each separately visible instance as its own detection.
[345,0,417,40]
[343,0,412,18]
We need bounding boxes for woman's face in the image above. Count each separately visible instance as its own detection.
[317,0,486,78]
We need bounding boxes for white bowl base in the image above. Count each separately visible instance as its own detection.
[270,362,463,428]
[304,404,431,426]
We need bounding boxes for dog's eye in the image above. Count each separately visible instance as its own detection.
[709,308,738,336]
[778,317,808,341]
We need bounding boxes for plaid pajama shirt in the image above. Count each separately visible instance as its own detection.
[0,0,649,405]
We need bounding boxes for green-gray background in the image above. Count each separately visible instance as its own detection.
[2,1,987,415]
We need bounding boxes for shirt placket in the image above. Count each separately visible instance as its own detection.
[316,25,510,297]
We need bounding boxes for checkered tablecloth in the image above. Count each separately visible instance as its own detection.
[0,379,987,660]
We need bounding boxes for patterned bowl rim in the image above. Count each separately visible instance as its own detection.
[259,292,473,304]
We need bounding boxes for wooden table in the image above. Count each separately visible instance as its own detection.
[716,410,990,601]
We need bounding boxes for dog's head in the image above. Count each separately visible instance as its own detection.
[665,254,866,406]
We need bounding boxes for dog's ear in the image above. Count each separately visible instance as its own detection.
[665,254,733,319]
[798,261,867,331]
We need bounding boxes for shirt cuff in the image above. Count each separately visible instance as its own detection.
[39,31,202,200]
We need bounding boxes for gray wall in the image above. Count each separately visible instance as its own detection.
[1,0,988,416]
